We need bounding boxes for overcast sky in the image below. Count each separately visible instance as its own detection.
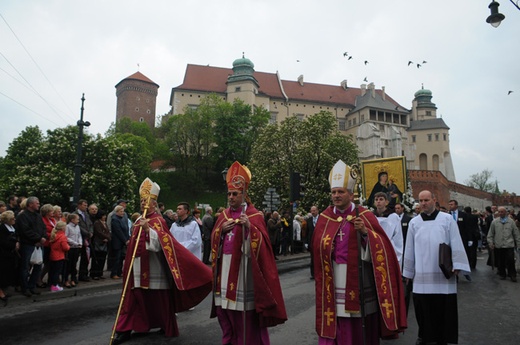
[1,0,519,193]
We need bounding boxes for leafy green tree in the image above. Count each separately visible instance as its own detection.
[465,169,495,193]
[1,125,152,211]
[248,111,359,212]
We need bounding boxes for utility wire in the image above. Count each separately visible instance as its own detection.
[0,90,61,127]
[0,13,76,123]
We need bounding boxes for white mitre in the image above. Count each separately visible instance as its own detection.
[139,177,161,200]
[328,160,356,192]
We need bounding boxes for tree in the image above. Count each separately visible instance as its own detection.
[248,111,359,212]
[465,169,495,193]
[0,125,152,211]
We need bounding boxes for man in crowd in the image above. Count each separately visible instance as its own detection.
[267,211,282,260]
[487,206,520,282]
[372,191,404,267]
[107,199,129,272]
[464,206,480,270]
[211,161,287,345]
[163,209,175,229]
[403,190,470,345]
[306,205,319,280]
[313,160,406,344]
[16,196,47,297]
[7,195,20,216]
[169,202,202,260]
[448,199,473,281]
[74,199,93,282]
[394,202,413,314]
[201,206,214,264]
[112,178,212,344]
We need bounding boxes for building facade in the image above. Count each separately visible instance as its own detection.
[166,56,455,181]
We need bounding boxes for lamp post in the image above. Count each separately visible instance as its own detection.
[72,93,90,208]
[221,168,228,207]
[487,1,506,27]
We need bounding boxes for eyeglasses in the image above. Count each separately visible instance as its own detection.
[227,191,242,197]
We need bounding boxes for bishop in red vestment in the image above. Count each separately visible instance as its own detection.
[112,178,213,345]
[313,160,406,345]
[211,161,287,345]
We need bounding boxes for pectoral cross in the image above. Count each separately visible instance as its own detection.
[338,229,345,241]
[227,231,234,241]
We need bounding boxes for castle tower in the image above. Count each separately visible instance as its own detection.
[408,86,455,181]
[226,54,259,106]
[115,71,159,129]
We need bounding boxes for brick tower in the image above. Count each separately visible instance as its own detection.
[115,71,159,129]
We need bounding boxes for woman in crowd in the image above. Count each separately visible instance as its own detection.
[39,204,56,288]
[91,210,110,280]
[0,210,19,305]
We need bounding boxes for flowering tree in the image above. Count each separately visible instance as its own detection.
[0,125,151,211]
[248,111,359,212]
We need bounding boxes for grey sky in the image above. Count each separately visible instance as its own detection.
[1,0,519,193]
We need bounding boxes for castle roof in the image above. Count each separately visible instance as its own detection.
[173,64,403,108]
[408,118,450,131]
[115,71,159,88]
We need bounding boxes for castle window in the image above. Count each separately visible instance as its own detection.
[370,109,376,121]
[401,115,407,125]
[270,112,278,124]
[435,133,439,141]
[426,111,432,116]
[361,115,365,122]
[296,114,304,121]
[146,109,151,114]
[139,117,144,122]
[348,120,352,127]
[235,87,241,92]
[339,120,346,131]
[385,140,389,146]
[135,107,139,112]
[353,118,357,125]
[428,134,432,141]
[412,135,416,143]
[379,124,385,131]
[443,133,447,141]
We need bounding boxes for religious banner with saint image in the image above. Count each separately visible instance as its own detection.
[361,156,407,210]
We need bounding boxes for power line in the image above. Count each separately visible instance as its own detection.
[0,90,61,127]
[0,13,76,123]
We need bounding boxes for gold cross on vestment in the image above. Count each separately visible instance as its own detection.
[172,267,179,279]
[324,308,335,326]
[382,299,393,318]
[323,234,331,249]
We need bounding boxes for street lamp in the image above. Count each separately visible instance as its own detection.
[221,168,228,207]
[72,93,90,208]
[487,1,506,28]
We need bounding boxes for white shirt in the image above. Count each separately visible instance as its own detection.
[376,212,404,268]
[170,218,202,260]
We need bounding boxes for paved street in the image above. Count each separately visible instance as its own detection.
[1,250,519,344]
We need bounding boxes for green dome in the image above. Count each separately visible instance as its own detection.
[233,54,254,69]
[414,87,432,98]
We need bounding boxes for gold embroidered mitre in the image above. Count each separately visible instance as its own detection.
[329,160,357,192]
[139,177,161,200]
[226,161,252,191]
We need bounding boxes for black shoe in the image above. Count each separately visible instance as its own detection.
[464,274,472,282]
[79,277,90,282]
[511,276,517,282]
[21,290,32,297]
[29,289,41,295]
[112,331,131,345]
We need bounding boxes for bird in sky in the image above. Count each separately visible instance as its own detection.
[343,52,348,57]
[508,90,513,95]
[422,60,428,64]
[363,77,368,82]
[408,61,413,66]
[348,56,353,60]
[296,60,300,62]
[364,60,369,65]
[417,64,422,68]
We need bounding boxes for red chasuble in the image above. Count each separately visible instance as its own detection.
[210,204,287,327]
[122,211,213,312]
[313,205,407,339]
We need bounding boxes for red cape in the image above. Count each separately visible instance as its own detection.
[210,204,287,327]
[122,211,213,312]
[313,205,407,339]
